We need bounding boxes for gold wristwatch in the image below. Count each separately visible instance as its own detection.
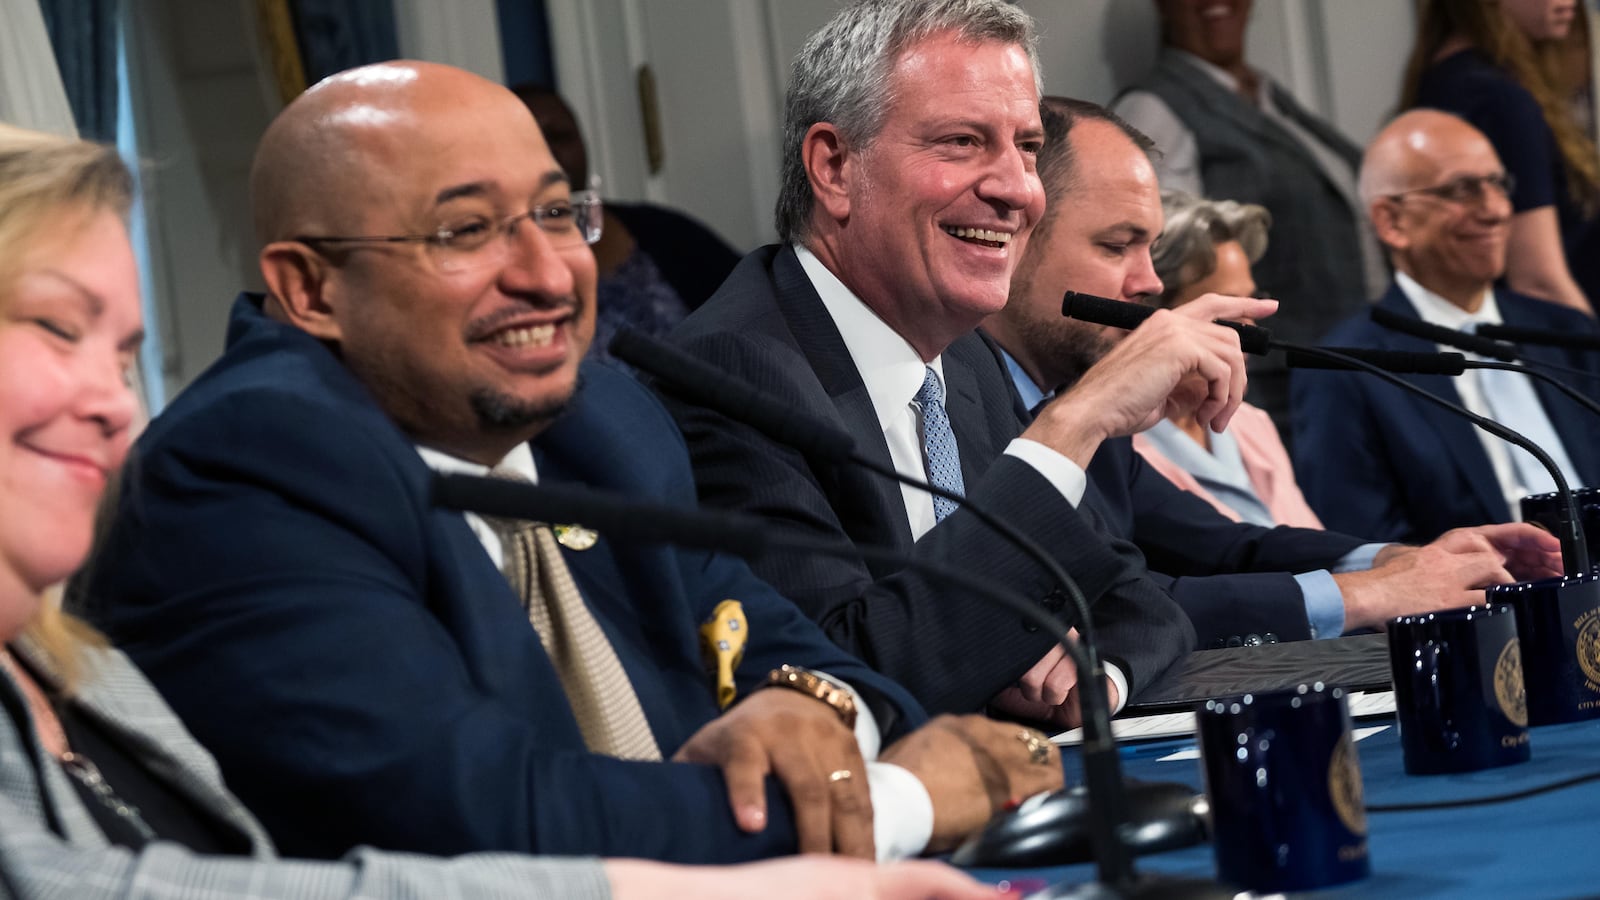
[764,665,857,729]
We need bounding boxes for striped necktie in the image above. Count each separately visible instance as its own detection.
[915,366,965,521]
[486,480,662,761]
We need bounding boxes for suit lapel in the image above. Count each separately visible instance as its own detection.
[1375,288,1506,521]
[770,248,915,549]
[943,338,1004,488]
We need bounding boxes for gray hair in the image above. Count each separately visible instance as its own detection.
[1149,190,1271,308]
[775,0,1042,243]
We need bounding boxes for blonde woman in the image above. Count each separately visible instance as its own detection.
[0,123,1003,900]
[1403,0,1600,314]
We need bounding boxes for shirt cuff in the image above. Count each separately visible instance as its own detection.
[1294,569,1346,639]
[820,675,931,858]
[1332,543,1389,574]
[1104,661,1129,714]
[1005,438,1088,508]
[866,762,935,860]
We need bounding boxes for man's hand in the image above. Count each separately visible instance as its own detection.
[1441,522,1563,582]
[674,687,872,857]
[1337,524,1556,630]
[606,856,1010,900]
[985,641,1122,730]
[881,715,1065,852]
[1026,294,1279,467]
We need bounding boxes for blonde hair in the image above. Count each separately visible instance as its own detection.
[1401,0,1600,212]
[0,124,132,691]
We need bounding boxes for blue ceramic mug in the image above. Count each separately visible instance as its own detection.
[1197,683,1370,893]
[1488,573,1600,725]
[1388,604,1530,774]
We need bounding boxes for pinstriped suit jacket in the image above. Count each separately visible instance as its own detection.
[0,640,610,899]
[665,245,1195,715]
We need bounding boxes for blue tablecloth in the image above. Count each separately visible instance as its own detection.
[969,717,1600,898]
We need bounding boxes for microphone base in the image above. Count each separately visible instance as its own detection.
[1031,873,1237,900]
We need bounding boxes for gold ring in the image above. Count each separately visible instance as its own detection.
[1018,728,1052,765]
[828,768,853,783]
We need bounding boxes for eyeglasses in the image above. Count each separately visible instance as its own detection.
[1388,173,1516,206]
[295,190,603,272]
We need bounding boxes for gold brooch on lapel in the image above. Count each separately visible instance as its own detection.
[553,524,599,551]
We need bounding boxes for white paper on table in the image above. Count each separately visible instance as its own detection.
[1051,689,1397,748]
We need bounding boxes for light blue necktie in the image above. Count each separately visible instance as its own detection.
[916,366,965,522]
[1471,324,1584,496]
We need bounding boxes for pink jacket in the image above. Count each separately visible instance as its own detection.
[1131,404,1325,529]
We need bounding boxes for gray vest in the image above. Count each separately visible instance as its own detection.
[1127,54,1376,431]
[1131,54,1370,343]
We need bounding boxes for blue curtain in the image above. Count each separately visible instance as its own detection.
[39,0,121,142]
[498,0,555,89]
[289,0,399,84]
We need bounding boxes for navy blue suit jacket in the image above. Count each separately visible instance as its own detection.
[1291,283,1600,543]
[978,334,1369,645]
[1083,439,1367,645]
[85,294,924,863]
[663,245,1194,715]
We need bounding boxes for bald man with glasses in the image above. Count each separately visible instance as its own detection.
[1293,109,1600,544]
[85,60,1061,868]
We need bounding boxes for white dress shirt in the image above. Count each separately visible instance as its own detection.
[1396,273,1584,516]
[795,246,1128,708]
[1113,51,1388,299]
[415,442,933,859]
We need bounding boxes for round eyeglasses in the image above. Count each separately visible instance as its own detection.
[1388,173,1516,206]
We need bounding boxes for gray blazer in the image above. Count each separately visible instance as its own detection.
[0,640,611,900]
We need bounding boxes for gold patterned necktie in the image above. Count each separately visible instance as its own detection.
[486,477,662,761]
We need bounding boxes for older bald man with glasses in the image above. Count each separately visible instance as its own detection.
[1293,109,1600,545]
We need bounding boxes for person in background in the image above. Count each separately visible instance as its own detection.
[1403,0,1599,315]
[1293,109,1600,544]
[1137,190,1322,529]
[513,85,742,364]
[984,98,1558,651]
[0,121,1006,900]
[1113,0,1387,435]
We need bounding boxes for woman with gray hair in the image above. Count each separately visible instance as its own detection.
[1133,190,1326,529]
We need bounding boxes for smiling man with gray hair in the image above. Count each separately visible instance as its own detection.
[666,0,1282,727]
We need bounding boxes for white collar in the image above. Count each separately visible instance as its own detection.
[1169,49,1266,108]
[794,244,946,430]
[416,442,539,482]
[1395,271,1502,333]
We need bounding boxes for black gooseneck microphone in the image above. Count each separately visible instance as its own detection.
[1369,306,1518,361]
[1288,346,1600,420]
[1282,345,1591,574]
[1478,322,1600,352]
[430,473,1226,899]
[1061,292,1273,355]
[1060,291,1592,576]
[1369,307,1600,395]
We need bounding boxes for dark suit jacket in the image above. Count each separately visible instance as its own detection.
[85,294,924,864]
[979,333,1369,645]
[1291,283,1600,543]
[663,245,1194,715]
